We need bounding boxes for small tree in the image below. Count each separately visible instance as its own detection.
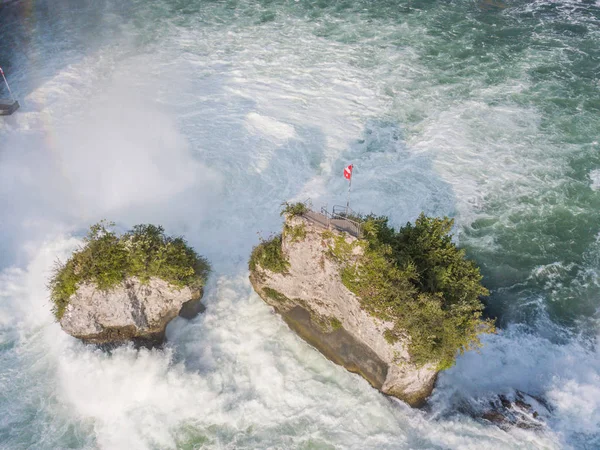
[335,213,494,370]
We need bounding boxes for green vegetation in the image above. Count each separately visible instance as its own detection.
[284,222,307,243]
[249,234,289,274]
[329,317,343,331]
[321,230,334,240]
[50,221,210,320]
[384,329,398,345]
[309,312,341,333]
[327,213,494,370]
[280,201,308,217]
[263,287,290,303]
[250,203,307,275]
[327,232,365,261]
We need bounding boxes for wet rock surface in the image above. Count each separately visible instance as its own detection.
[464,390,552,431]
[60,277,203,347]
[281,305,389,389]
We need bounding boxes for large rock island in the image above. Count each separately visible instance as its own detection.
[249,204,494,406]
[50,221,210,347]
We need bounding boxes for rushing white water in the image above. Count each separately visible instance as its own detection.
[1,239,565,450]
[1,0,599,448]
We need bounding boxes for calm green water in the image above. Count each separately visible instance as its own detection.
[1,0,599,448]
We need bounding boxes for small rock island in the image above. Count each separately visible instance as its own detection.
[249,203,494,406]
[50,221,210,347]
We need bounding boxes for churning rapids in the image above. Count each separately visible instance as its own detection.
[1,0,600,448]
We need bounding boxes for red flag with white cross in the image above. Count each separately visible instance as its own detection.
[343,164,353,180]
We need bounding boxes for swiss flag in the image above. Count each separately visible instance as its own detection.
[343,164,353,180]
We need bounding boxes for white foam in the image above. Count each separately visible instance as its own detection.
[0,242,561,449]
[432,323,600,448]
[590,169,600,191]
[245,112,296,142]
[0,1,598,448]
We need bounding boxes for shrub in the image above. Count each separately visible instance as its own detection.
[284,223,307,242]
[331,213,494,370]
[249,234,289,274]
[49,221,210,320]
[280,201,308,217]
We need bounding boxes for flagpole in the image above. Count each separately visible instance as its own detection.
[346,170,352,214]
[0,68,15,102]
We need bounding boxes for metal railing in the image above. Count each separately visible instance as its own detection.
[330,205,363,238]
[332,205,361,221]
[297,199,363,238]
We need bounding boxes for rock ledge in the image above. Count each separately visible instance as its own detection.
[60,276,203,347]
[250,215,438,406]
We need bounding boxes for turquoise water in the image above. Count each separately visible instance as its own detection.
[1,0,599,448]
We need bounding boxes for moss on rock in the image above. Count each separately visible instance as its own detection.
[263,287,290,303]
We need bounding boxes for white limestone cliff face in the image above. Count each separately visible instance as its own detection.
[60,277,202,346]
[250,215,438,407]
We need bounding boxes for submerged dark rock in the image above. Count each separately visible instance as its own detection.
[477,391,552,430]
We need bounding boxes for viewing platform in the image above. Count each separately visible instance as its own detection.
[298,201,363,238]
